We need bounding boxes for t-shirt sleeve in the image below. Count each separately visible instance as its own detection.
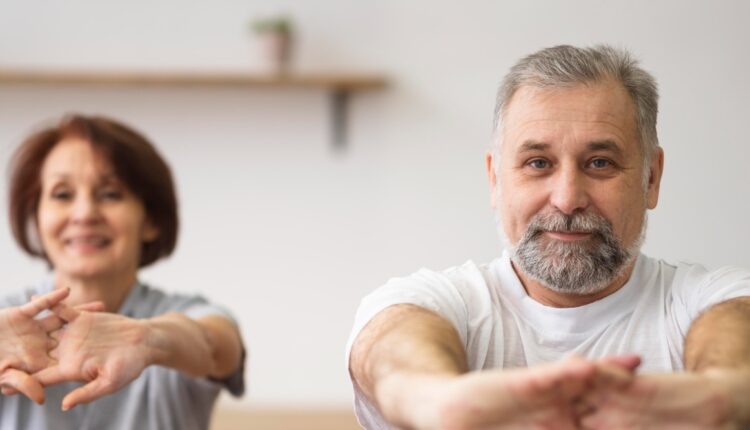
[346,268,470,364]
[672,263,750,337]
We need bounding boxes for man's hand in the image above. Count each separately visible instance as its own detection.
[581,369,750,429]
[34,303,153,411]
[0,288,72,404]
[382,354,640,430]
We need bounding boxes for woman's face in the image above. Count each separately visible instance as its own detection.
[36,137,159,281]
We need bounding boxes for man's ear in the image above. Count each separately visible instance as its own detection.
[486,151,499,209]
[646,147,665,210]
[142,219,160,243]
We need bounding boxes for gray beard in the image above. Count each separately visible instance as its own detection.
[509,210,644,295]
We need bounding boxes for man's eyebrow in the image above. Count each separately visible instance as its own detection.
[516,140,625,155]
[517,141,550,152]
[587,140,624,156]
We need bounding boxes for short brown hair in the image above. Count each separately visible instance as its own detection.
[8,114,179,267]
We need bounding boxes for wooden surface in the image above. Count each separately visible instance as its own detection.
[0,69,387,91]
[210,408,361,430]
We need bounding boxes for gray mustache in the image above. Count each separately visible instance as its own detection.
[526,211,613,237]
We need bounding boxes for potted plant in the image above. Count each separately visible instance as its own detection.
[250,15,294,74]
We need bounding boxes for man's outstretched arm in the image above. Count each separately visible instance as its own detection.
[582,296,750,429]
[349,304,636,430]
[349,304,468,428]
[684,296,750,372]
[684,296,750,422]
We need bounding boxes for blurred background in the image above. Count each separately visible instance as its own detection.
[1,0,749,428]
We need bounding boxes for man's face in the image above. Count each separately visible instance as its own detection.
[487,80,663,293]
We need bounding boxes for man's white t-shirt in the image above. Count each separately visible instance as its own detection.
[346,252,750,429]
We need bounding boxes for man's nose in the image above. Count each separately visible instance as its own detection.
[549,166,590,215]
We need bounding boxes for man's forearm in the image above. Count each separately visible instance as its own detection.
[684,296,750,371]
[349,304,467,426]
[683,296,750,425]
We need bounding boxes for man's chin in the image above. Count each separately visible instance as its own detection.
[513,248,625,296]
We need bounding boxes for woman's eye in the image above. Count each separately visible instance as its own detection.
[527,159,550,169]
[99,189,123,200]
[51,190,72,200]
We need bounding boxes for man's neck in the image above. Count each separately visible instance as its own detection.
[511,260,637,308]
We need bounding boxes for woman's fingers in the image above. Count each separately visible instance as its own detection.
[1,386,18,396]
[18,288,70,318]
[50,303,81,323]
[61,377,114,411]
[46,335,59,351]
[39,301,104,333]
[0,368,45,404]
[48,347,60,360]
[33,364,68,387]
[38,314,65,333]
[76,301,105,312]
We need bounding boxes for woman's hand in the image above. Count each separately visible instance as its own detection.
[0,288,72,404]
[34,304,154,411]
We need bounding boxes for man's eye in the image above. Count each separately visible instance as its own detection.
[527,159,550,169]
[589,158,613,169]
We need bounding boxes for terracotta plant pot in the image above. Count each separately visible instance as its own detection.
[257,31,293,74]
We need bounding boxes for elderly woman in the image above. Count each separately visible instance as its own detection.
[0,115,244,429]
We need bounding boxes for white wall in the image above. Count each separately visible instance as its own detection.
[1,0,748,408]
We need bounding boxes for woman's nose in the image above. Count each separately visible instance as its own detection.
[70,195,101,224]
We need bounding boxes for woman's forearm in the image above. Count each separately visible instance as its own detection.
[145,312,243,378]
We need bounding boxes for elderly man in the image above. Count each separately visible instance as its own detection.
[347,45,750,429]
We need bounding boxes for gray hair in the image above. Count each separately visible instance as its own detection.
[492,45,659,185]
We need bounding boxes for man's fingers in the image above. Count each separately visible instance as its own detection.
[574,397,597,418]
[580,408,617,430]
[515,356,595,399]
[598,354,641,372]
[18,288,70,318]
[0,369,45,404]
[62,378,113,411]
[591,364,635,391]
[50,303,81,323]
[33,364,68,387]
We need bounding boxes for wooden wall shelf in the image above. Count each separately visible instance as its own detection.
[0,69,389,149]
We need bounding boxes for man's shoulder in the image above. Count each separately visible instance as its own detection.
[370,257,514,316]
[441,258,502,281]
[668,258,750,288]
[642,255,750,306]
[389,257,506,291]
